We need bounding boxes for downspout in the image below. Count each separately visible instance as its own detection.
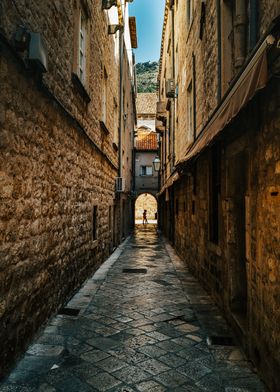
[171,4,176,170]
[118,28,123,241]
[118,29,123,179]
[169,4,176,243]
[216,0,222,102]
[118,0,126,240]
[131,56,136,228]
[192,53,197,139]
[234,0,247,70]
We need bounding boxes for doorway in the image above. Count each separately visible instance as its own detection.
[135,193,158,225]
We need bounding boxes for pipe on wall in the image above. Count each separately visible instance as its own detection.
[216,0,222,102]
[118,29,124,178]
[234,0,247,69]
[171,4,176,170]
[192,53,197,138]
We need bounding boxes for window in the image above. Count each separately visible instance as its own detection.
[72,2,91,102]
[92,206,98,240]
[78,7,87,85]
[140,166,153,176]
[187,81,194,141]
[102,68,108,124]
[186,0,193,28]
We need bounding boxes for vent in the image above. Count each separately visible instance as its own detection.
[28,33,48,72]
[58,308,80,317]
[166,79,176,98]
[116,177,125,192]
[122,268,147,274]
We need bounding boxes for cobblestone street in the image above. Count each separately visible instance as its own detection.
[1,227,266,392]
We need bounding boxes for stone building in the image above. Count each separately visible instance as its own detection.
[157,0,280,389]
[134,93,159,220]
[135,128,158,196]
[0,0,136,378]
[137,92,157,131]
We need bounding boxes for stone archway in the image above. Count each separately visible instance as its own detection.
[135,193,158,224]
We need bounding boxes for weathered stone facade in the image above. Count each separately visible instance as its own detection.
[0,0,136,378]
[158,1,280,390]
[134,93,159,206]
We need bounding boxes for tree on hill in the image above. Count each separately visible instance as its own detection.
[136,61,159,93]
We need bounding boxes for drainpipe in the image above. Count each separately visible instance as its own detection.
[216,0,222,102]
[118,30,123,179]
[118,2,125,241]
[234,0,247,70]
[171,4,176,170]
[192,53,197,138]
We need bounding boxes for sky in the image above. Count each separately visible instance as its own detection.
[129,0,165,64]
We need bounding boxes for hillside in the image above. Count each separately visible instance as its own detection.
[136,61,159,93]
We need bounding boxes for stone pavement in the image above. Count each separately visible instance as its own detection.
[0,226,266,392]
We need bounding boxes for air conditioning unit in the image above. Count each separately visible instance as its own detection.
[166,79,176,98]
[28,33,47,73]
[116,177,125,192]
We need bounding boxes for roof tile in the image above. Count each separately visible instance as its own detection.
[136,131,158,150]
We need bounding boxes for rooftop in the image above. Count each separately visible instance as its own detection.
[136,130,158,150]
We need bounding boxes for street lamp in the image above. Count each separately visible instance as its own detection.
[153,156,161,172]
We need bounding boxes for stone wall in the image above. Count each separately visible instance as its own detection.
[171,82,280,389]
[158,0,280,389]
[0,0,135,378]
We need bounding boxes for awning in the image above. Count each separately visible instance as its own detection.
[157,172,179,197]
[177,34,275,166]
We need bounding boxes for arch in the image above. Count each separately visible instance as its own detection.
[135,193,158,225]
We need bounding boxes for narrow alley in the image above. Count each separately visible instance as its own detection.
[0,227,265,392]
[1,0,280,390]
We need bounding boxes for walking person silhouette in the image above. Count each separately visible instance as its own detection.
[142,209,148,225]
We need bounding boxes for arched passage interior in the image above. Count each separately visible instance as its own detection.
[135,193,158,224]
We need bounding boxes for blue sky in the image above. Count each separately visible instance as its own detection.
[129,0,165,63]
